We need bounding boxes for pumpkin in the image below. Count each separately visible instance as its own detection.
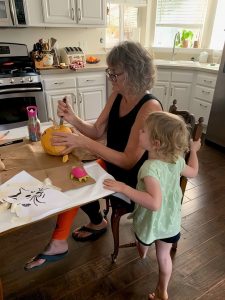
[41,124,72,156]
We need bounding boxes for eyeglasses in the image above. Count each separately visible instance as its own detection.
[105,68,124,82]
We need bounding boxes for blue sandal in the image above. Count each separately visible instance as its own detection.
[24,251,68,271]
[72,226,107,242]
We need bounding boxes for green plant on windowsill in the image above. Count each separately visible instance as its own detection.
[176,30,194,48]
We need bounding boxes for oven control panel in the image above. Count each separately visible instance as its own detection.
[0,75,41,86]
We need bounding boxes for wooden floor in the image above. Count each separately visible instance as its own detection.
[0,142,225,300]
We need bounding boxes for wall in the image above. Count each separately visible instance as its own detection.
[0,27,106,54]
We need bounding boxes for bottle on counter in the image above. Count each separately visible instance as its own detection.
[26,106,41,142]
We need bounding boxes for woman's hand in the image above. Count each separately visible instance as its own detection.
[57,99,76,125]
[103,179,127,193]
[52,128,88,154]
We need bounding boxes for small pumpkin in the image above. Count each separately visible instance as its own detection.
[41,124,72,156]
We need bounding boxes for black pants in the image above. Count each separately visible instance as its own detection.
[81,195,135,225]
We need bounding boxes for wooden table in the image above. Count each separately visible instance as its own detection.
[0,125,114,235]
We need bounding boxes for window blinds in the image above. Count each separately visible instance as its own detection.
[156,0,208,26]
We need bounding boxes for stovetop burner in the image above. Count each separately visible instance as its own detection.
[0,66,37,77]
[0,43,41,88]
[0,43,39,78]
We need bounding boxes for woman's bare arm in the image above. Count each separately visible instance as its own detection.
[58,92,117,140]
[55,99,162,170]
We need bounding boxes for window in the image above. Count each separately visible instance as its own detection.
[106,0,224,51]
[106,0,148,49]
[210,0,225,50]
[154,0,208,48]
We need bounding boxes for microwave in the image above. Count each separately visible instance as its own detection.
[0,0,28,27]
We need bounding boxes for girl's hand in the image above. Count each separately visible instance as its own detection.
[52,128,87,154]
[103,179,127,193]
[57,99,76,125]
[190,139,201,152]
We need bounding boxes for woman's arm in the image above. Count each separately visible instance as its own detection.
[54,98,162,169]
[57,92,117,140]
[54,99,162,170]
[103,176,162,211]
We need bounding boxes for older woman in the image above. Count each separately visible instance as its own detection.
[25,41,162,270]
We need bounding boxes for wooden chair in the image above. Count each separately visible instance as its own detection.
[169,99,204,249]
[105,99,204,262]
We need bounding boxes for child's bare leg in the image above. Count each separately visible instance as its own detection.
[149,240,172,300]
[135,239,149,259]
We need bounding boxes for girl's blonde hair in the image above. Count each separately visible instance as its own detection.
[145,111,190,163]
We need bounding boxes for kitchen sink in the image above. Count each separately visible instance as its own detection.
[155,59,199,66]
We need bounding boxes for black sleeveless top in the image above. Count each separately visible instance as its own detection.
[106,93,162,188]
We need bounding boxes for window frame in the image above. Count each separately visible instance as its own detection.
[106,0,221,51]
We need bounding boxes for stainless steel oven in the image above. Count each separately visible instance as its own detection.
[0,88,47,130]
[0,42,48,130]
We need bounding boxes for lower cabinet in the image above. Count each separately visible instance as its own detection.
[42,71,106,124]
[77,86,105,121]
[190,98,212,125]
[169,82,192,111]
[152,70,193,111]
[45,89,78,124]
[190,72,217,126]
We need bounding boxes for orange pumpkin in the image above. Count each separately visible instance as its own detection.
[41,125,72,156]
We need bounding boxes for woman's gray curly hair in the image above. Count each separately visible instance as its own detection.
[106,41,156,96]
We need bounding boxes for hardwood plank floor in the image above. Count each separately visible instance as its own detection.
[0,142,225,300]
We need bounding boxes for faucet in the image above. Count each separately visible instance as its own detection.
[171,32,179,61]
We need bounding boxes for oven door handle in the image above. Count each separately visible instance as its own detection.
[0,87,42,93]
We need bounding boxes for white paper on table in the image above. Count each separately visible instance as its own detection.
[0,161,115,233]
[0,171,73,219]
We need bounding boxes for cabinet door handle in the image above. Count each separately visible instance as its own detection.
[164,86,167,95]
[202,90,210,94]
[170,87,173,97]
[54,81,64,85]
[79,93,83,104]
[203,79,213,84]
[200,103,207,108]
[71,8,75,20]
[77,8,81,21]
[86,79,95,82]
[73,95,77,104]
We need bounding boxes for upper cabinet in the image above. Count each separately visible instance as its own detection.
[41,0,106,26]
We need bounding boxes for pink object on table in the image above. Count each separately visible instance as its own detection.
[70,166,89,182]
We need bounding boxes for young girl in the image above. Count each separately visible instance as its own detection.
[103,111,201,300]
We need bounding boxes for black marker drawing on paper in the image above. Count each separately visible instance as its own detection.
[6,187,50,207]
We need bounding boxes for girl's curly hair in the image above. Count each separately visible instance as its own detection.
[145,111,190,163]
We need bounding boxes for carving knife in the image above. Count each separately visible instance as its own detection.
[59,97,67,126]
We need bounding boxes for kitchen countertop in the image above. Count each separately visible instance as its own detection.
[38,59,219,75]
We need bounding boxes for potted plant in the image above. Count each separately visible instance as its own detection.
[180,29,194,48]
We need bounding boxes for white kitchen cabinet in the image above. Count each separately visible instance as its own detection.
[151,70,170,109]
[41,0,106,26]
[77,86,105,121]
[42,71,106,123]
[152,69,193,111]
[45,90,78,123]
[169,82,192,111]
[76,72,106,122]
[190,72,217,126]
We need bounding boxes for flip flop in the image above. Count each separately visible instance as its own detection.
[72,226,107,242]
[24,250,68,271]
